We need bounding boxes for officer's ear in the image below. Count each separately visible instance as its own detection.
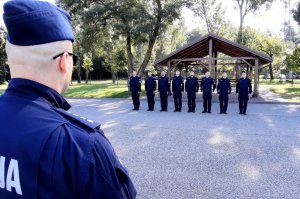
[58,52,69,74]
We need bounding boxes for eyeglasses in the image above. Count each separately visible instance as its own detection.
[53,52,78,65]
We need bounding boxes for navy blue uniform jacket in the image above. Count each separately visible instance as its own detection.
[0,78,136,199]
[236,78,252,96]
[129,76,141,92]
[171,76,184,93]
[145,76,156,92]
[158,76,170,92]
[185,76,199,93]
[217,78,231,95]
[201,77,216,93]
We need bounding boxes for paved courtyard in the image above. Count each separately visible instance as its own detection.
[68,98,300,199]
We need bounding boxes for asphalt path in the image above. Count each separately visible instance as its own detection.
[68,98,300,199]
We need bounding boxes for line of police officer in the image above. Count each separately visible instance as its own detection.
[130,70,252,115]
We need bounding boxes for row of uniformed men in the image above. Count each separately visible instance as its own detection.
[129,70,252,114]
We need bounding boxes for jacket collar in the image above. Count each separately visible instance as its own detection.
[5,78,71,110]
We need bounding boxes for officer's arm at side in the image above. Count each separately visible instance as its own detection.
[249,79,252,94]
[236,81,239,93]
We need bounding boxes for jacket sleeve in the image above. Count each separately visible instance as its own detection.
[236,80,239,93]
[217,79,220,94]
[87,132,137,199]
[158,79,160,92]
[144,79,147,92]
[212,79,216,92]
[196,79,200,92]
[153,79,157,92]
[185,79,188,92]
[167,78,170,92]
[200,79,203,92]
[181,78,184,91]
[171,78,174,92]
[138,78,141,92]
[228,81,232,94]
[249,79,252,94]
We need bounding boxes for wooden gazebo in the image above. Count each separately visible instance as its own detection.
[155,33,272,97]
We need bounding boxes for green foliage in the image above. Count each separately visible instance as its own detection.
[285,46,300,73]
[82,55,93,71]
[58,0,188,77]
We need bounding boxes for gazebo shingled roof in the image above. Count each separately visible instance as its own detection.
[156,33,272,66]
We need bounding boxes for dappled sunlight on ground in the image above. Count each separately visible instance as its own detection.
[207,128,235,147]
[68,99,300,198]
[237,161,261,181]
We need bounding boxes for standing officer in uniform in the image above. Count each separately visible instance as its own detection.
[129,70,141,111]
[0,1,136,198]
[171,70,184,112]
[158,71,170,112]
[185,71,199,113]
[201,71,216,113]
[217,71,231,114]
[236,71,252,115]
[145,71,156,111]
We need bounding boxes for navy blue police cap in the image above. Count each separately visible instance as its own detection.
[3,0,74,46]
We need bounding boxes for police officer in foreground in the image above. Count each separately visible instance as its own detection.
[158,71,170,112]
[172,70,184,112]
[145,71,156,111]
[236,71,252,115]
[185,71,199,113]
[129,70,141,111]
[217,71,231,114]
[201,71,216,113]
[0,1,136,198]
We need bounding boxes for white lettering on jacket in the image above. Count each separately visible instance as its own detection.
[0,156,22,195]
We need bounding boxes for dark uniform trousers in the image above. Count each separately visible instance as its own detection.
[173,91,182,111]
[203,93,212,112]
[187,92,196,111]
[131,91,140,109]
[219,94,229,113]
[160,91,168,111]
[239,95,249,114]
[146,92,155,110]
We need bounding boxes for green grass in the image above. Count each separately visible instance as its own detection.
[64,80,133,98]
[0,79,299,101]
[260,79,300,102]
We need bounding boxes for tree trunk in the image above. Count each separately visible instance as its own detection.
[85,70,89,84]
[137,0,162,77]
[112,70,116,84]
[269,63,274,80]
[237,10,244,44]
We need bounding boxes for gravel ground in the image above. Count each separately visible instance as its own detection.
[68,98,300,199]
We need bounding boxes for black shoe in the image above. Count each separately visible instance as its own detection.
[224,112,227,114]
[160,109,164,112]
[220,112,223,114]
[178,109,181,112]
[174,109,178,112]
[188,110,192,112]
[192,110,195,113]
[164,110,168,112]
[243,112,246,115]
[132,108,137,111]
[147,109,151,111]
[239,112,242,114]
[150,109,154,111]
[208,111,211,113]
[202,110,207,113]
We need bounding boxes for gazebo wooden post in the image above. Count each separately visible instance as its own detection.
[209,39,213,74]
[253,58,259,97]
[168,60,172,95]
